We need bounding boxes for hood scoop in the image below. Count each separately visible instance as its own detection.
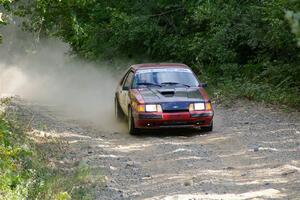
[158,89,175,97]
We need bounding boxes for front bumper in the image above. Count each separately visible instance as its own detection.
[134,111,213,129]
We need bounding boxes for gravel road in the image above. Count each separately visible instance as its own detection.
[6,99,300,200]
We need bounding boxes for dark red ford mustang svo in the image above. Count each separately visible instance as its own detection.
[115,63,214,134]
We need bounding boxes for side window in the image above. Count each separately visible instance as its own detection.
[123,71,134,90]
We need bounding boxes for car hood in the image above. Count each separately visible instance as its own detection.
[137,87,204,103]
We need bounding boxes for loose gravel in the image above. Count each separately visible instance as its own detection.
[5,99,300,200]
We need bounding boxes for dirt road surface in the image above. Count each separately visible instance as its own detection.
[6,99,300,200]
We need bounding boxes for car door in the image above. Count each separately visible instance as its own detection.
[119,70,135,116]
[116,70,129,104]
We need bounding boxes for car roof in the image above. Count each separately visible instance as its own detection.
[131,63,189,71]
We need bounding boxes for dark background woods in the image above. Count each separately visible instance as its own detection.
[1,0,300,107]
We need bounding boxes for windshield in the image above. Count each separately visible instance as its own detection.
[132,68,199,88]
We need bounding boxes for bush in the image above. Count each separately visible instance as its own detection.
[4,0,300,107]
[0,111,34,199]
[0,99,99,199]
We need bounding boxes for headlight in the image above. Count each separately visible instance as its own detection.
[194,103,205,110]
[145,104,162,112]
[189,103,205,111]
[146,104,157,112]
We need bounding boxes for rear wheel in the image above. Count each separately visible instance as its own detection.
[201,121,213,132]
[128,107,138,135]
[115,97,124,121]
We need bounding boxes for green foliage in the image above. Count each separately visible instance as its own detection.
[0,0,14,43]
[56,192,71,200]
[23,1,299,60]
[286,11,300,46]
[10,0,300,107]
[0,99,101,199]
[0,111,32,199]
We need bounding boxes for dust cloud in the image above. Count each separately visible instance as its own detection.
[0,25,126,132]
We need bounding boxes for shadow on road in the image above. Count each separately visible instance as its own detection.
[134,128,211,138]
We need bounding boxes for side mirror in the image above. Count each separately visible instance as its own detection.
[199,83,208,88]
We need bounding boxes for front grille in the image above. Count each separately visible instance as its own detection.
[161,102,190,113]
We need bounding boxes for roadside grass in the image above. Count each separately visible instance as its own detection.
[207,80,300,110]
[197,65,300,110]
[0,98,105,200]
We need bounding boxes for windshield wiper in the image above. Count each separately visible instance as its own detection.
[137,82,162,87]
[160,82,190,88]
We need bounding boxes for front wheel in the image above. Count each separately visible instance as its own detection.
[115,97,124,121]
[201,121,213,132]
[128,107,138,135]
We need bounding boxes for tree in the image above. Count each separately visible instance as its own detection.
[3,0,300,106]
[0,0,14,43]
[286,11,300,46]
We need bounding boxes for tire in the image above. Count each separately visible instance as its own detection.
[201,121,213,132]
[115,97,124,121]
[128,107,138,135]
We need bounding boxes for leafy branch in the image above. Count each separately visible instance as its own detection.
[286,11,300,46]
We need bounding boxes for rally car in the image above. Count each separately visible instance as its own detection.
[114,63,214,134]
